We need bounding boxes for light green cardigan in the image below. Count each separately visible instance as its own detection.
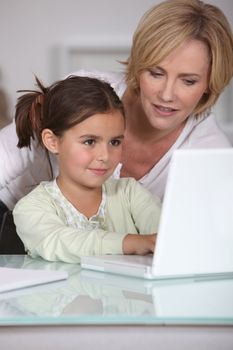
[13,178,161,263]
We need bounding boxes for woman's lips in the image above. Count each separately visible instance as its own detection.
[153,104,178,116]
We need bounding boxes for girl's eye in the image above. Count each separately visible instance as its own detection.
[110,139,121,147]
[83,139,95,146]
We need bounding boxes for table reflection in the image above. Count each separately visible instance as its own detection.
[0,255,232,324]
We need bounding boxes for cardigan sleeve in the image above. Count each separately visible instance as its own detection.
[13,186,126,263]
[124,178,161,234]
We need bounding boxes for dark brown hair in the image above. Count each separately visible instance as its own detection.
[15,75,125,149]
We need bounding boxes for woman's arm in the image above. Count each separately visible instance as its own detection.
[0,122,28,189]
[0,122,57,209]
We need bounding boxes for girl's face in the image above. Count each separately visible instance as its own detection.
[138,39,210,134]
[55,111,125,190]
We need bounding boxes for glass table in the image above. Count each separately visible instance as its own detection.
[0,255,232,349]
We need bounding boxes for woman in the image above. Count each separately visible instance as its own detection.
[0,0,232,226]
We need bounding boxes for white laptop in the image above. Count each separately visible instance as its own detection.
[0,267,68,293]
[81,149,233,280]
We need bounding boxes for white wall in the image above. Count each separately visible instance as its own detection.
[0,0,232,139]
[0,0,157,115]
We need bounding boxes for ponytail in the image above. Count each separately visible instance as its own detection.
[15,76,46,149]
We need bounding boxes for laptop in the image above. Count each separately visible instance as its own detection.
[0,267,68,293]
[81,149,233,280]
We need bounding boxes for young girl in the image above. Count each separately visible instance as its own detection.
[13,76,161,263]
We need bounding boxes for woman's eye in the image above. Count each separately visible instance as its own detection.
[84,139,95,146]
[149,69,164,78]
[110,139,121,147]
[183,79,197,86]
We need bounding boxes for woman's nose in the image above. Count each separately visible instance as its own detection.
[158,80,175,102]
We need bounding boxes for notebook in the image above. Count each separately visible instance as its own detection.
[0,267,68,293]
[81,149,233,279]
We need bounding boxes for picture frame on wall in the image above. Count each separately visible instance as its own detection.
[51,35,131,80]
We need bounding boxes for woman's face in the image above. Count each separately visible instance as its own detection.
[138,39,210,134]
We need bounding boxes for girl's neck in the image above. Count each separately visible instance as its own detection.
[56,177,102,219]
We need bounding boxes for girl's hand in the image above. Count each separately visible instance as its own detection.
[122,234,156,255]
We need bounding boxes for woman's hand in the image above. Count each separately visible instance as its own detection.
[122,234,156,255]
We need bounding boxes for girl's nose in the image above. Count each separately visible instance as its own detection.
[97,144,109,162]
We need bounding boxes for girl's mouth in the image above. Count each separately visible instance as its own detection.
[89,168,108,176]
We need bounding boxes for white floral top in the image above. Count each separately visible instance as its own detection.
[42,179,106,232]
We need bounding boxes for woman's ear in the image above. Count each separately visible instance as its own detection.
[42,129,59,154]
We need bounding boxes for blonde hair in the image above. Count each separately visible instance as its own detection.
[126,0,233,115]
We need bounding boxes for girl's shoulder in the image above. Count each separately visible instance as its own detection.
[105,176,136,189]
[104,177,149,198]
[14,182,52,209]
